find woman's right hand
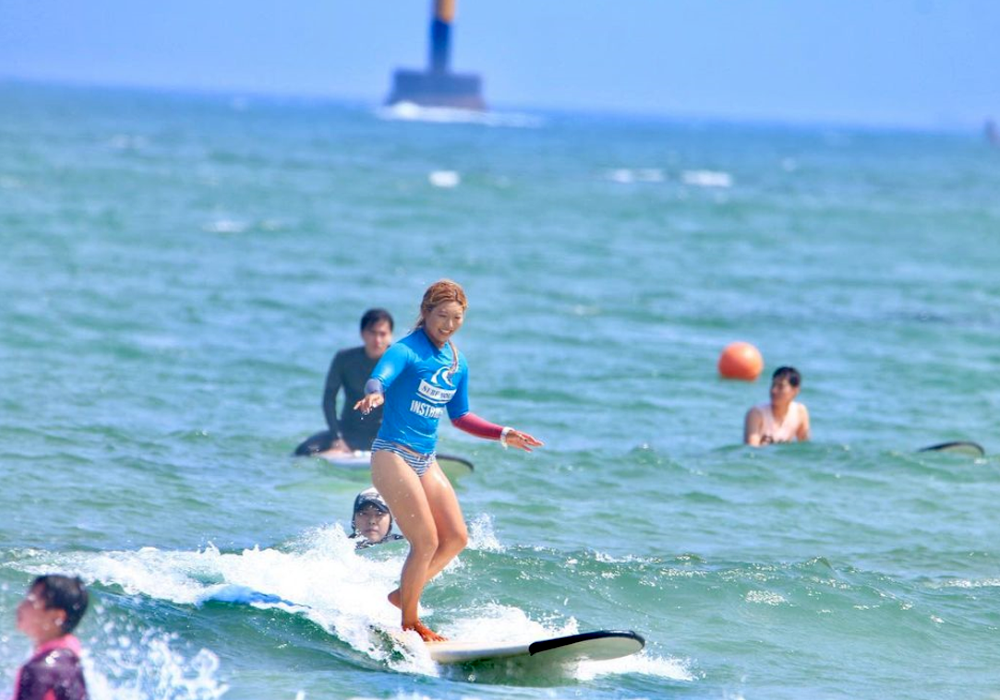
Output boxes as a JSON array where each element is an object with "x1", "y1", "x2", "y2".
[
  {"x1": 505, "y1": 428, "x2": 544, "y2": 452},
  {"x1": 353, "y1": 393, "x2": 384, "y2": 416}
]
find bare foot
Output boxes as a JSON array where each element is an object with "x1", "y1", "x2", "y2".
[
  {"x1": 404, "y1": 619, "x2": 447, "y2": 642},
  {"x1": 387, "y1": 589, "x2": 401, "y2": 609}
]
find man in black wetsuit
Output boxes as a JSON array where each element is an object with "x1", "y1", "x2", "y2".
[{"x1": 296, "y1": 309, "x2": 394, "y2": 456}]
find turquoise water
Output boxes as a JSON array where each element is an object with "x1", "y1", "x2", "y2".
[{"x1": 2, "y1": 80, "x2": 999, "y2": 699}]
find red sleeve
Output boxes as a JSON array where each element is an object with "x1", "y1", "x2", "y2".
[{"x1": 451, "y1": 412, "x2": 504, "y2": 440}]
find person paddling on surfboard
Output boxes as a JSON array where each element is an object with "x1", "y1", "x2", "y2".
[
  {"x1": 349, "y1": 487, "x2": 404, "y2": 549},
  {"x1": 295, "y1": 309, "x2": 394, "y2": 456},
  {"x1": 744, "y1": 366, "x2": 811, "y2": 446},
  {"x1": 354, "y1": 279, "x2": 543, "y2": 642}
]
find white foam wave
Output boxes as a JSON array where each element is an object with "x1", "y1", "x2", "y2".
[
  {"x1": 681, "y1": 170, "x2": 733, "y2": 188},
  {"x1": 11, "y1": 524, "x2": 664, "y2": 681},
  {"x1": 745, "y1": 590, "x2": 786, "y2": 605},
  {"x1": 376, "y1": 102, "x2": 543, "y2": 128},
  {"x1": 11, "y1": 523, "x2": 516, "y2": 676},
  {"x1": 84, "y1": 629, "x2": 229, "y2": 700},
  {"x1": 428, "y1": 170, "x2": 460, "y2": 188},
  {"x1": 440, "y1": 602, "x2": 575, "y2": 644},
  {"x1": 606, "y1": 168, "x2": 664, "y2": 184},
  {"x1": 576, "y1": 650, "x2": 694, "y2": 682},
  {"x1": 12, "y1": 527, "x2": 421, "y2": 671},
  {"x1": 940, "y1": 578, "x2": 1000, "y2": 589},
  {"x1": 202, "y1": 219, "x2": 248, "y2": 234},
  {"x1": 466, "y1": 513, "x2": 503, "y2": 553}
]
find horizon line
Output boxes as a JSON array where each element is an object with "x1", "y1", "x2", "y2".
[{"x1": 1, "y1": 74, "x2": 988, "y2": 137}]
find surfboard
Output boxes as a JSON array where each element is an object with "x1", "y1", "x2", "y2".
[
  {"x1": 425, "y1": 630, "x2": 645, "y2": 665},
  {"x1": 295, "y1": 432, "x2": 474, "y2": 479},
  {"x1": 322, "y1": 450, "x2": 474, "y2": 480},
  {"x1": 918, "y1": 441, "x2": 986, "y2": 457}
]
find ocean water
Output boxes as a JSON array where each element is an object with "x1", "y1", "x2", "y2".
[{"x1": 1, "y1": 80, "x2": 999, "y2": 700}]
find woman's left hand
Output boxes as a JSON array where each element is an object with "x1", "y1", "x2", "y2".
[
  {"x1": 353, "y1": 392, "x2": 384, "y2": 416},
  {"x1": 506, "y1": 429, "x2": 544, "y2": 452}
]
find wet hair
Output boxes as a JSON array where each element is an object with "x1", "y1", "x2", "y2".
[
  {"x1": 31, "y1": 575, "x2": 89, "y2": 633},
  {"x1": 360, "y1": 308, "x2": 394, "y2": 333},
  {"x1": 414, "y1": 279, "x2": 467, "y2": 378},
  {"x1": 772, "y1": 366, "x2": 802, "y2": 388}
]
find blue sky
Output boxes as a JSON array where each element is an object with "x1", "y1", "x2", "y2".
[{"x1": 1, "y1": 0, "x2": 998, "y2": 128}]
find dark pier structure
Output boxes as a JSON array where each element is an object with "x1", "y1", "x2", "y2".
[{"x1": 386, "y1": 0, "x2": 485, "y2": 110}]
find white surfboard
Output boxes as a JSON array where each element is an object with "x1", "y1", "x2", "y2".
[
  {"x1": 323, "y1": 450, "x2": 475, "y2": 480},
  {"x1": 425, "y1": 630, "x2": 644, "y2": 665}
]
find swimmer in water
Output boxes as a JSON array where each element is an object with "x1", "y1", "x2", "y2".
[
  {"x1": 744, "y1": 366, "x2": 811, "y2": 446},
  {"x1": 349, "y1": 487, "x2": 404, "y2": 549}
]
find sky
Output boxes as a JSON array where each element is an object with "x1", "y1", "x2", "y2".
[{"x1": 1, "y1": 0, "x2": 998, "y2": 128}]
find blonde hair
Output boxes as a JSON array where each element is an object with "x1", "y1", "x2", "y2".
[{"x1": 415, "y1": 279, "x2": 467, "y2": 378}]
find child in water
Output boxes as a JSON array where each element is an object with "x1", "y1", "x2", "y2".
[{"x1": 13, "y1": 574, "x2": 89, "y2": 700}]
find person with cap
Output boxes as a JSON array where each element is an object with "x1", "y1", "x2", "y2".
[{"x1": 350, "y1": 487, "x2": 404, "y2": 549}]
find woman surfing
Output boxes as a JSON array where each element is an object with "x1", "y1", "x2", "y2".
[{"x1": 354, "y1": 279, "x2": 542, "y2": 641}]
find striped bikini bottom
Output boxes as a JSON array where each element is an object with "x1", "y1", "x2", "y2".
[{"x1": 371, "y1": 438, "x2": 436, "y2": 477}]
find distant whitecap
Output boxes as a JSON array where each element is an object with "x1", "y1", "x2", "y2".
[
  {"x1": 681, "y1": 170, "x2": 733, "y2": 188},
  {"x1": 608, "y1": 169, "x2": 634, "y2": 184},
  {"x1": 203, "y1": 219, "x2": 248, "y2": 234},
  {"x1": 376, "y1": 102, "x2": 543, "y2": 128},
  {"x1": 429, "y1": 170, "x2": 460, "y2": 188},
  {"x1": 607, "y1": 168, "x2": 664, "y2": 184}
]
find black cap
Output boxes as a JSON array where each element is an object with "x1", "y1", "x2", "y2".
[{"x1": 353, "y1": 487, "x2": 390, "y2": 516}]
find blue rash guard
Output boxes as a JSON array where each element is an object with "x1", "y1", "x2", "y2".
[{"x1": 369, "y1": 328, "x2": 469, "y2": 455}]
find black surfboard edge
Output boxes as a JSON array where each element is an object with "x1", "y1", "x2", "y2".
[
  {"x1": 918, "y1": 441, "x2": 986, "y2": 457},
  {"x1": 528, "y1": 630, "x2": 645, "y2": 656}
]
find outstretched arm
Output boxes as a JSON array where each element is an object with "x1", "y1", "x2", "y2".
[
  {"x1": 354, "y1": 378, "x2": 385, "y2": 415},
  {"x1": 445, "y1": 369, "x2": 542, "y2": 451},
  {"x1": 353, "y1": 344, "x2": 410, "y2": 415},
  {"x1": 451, "y1": 413, "x2": 543, "y2": 452}
]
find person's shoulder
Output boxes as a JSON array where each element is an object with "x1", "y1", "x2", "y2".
[
  {"x1": 21, "y1": 645, "x2": 83, "y2": 681},
  {"x1": 335, "y1": 345, "x2": 366, "y2": 360},
  {"x1": 394, "y1": 331, "x2": 425, "y2": 353}
]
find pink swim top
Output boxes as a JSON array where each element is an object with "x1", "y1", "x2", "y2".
[
  {"x1": 754, "y1": 401, "x2": 805, "y2": 443},
  {"x1": 13, "y1": 635, "x2": 87, "y2": 700}
]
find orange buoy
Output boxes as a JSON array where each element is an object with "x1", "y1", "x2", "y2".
[{"x1": 718, "y1": 342, "x2": 764, "y2": 381}]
